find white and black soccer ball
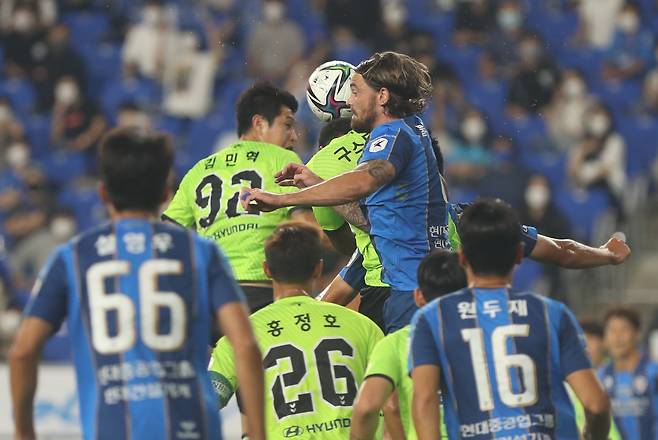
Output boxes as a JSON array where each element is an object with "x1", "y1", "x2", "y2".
[{"x1": 306, "y1": 60, "x2": 355, "y2": 122}]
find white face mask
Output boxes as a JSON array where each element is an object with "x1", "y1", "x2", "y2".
[
  {"x1": 142, "y1": 7, "x2": 162, "y2": 26},
  {"x1": 525, "y1": 185, "x2": 549, "y2": 210},
  {"x1": 563, "y1": 78, "x2": 585, "y2": 98},
  {"x1": 0, "y1": 106, "x2": 11, "y2": 123},
  {"x1": 618, "y1": 13, "x2": 639, "y2": 34},
  {"x1": 263, "y1": 2, "x2": 284, "y2": 22},
  {"x1": 55, "y1": 81, "x2": 79, "y2": 105},
  {"x1": 497, "y1": 9, "x2": 521, "y2": 31},
  {"x1": 13, "y1": 11, "x2": 35, "y2": 32},
  {"x1": 6, "y1": 143, "x2": 29, "y2": 169},
  {"x1": 462, "y1": 117, "x2": 486, "y2": 143},
  {"x1": 588, "y1": 113, "x2": 610, "y2": 137},
  {"x1": 50, "y1": 217, "x2": 76, "y2": 241},
  {"x1": 383, "y1": 5, "x2": 407, "y2": 28}
]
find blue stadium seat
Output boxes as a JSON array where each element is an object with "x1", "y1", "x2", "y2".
[
  {"x1": 100, "y1": 77, "x2": 161, "y2": 123},
  {"x1": 526, "y1": 8, "x2": 578, "y2": 55},
  {"x1": 436, "y1": 43, "x2": 483, "y2": 86},
  {"x1": 407, "y1": 4, "x2": 454, "y2": 43},
  {"x1": 185, "y1": 113, "x2": 232, "y2": 157},
  {"x1": 57, "y1": 183, "x2": 107, "y2": 231},
  {"x1": 554, "y1": 186, "x2": 612, "y2": 242},
  {"x1": 590, "y1": 80, "x2": 642, "y2": 120},
  {"x1": 464, "y1": 79, "x2": 508, "y2": 126},
  {"x1": 556, "y1": 48, "x2": 606, "y2": 83},
  {"x1": 62, "y1": 12, "x2": 110, "y2": 51},
  {"x1": 512, "y1": 259, "x2": 543, "y2": 292},
  {"x1": 42, "y1": 151, "x2": 88, "y2": 186},
  {"x1": 24, "y1": 114, "x2": 52, "y2": 159},
  {"x1": 616, "y1": 115, "x2": 658, "y2": 177},
  {"x1": 80, "y1": 43, "x2": 122, "y2": 96},
  {"x1": 520, "y1": 150, "x2": 568, "y2": 189},
  {"x1": 0, "y1": 78, "x2": 36, "y2": 116}
]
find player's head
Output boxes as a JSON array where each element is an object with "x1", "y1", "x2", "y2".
[
  {"x1": 264, "y1": 222, "x2": 324, "y2": 289},
  {"x1": 349, "y1": 51, "x2": 432, "y2": 132},
  {"x1": 580, "y1": 318, "x2": 606, "y2": 367},
  {"x1": 414, "y1": 250, "x2": 467, "y2": 307},
  {"x1": 99, "y1": 127, "x2": 173, "y2": 215},
  {"x1": 604, "y1": 306, "x2": 641, "y2": 361},
  {"x1": 236, "y1": 82, "x2": 299, "y2": 149},
  {"x1": 317, "y1": 117, "x2": 352, "y2": 150},
  {"x1": 457, "y1": 199, "x2": 523, "y2": 279}
]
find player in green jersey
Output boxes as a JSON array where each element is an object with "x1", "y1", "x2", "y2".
[
  {"x1": 209, "y1": 222, "x2": 384, "y2": 439},
  {"x1": 350, "y1": 250, "x2": 467, "y2": 440},
  {"x1": 162, "y1": 83, "x2": 312, "y2": 312}
]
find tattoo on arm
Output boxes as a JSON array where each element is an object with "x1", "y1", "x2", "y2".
[
  {"x1": 357, "y1": 159, "x2": 396, "y2": 187},
  {"x1": 334, "y1": 201, "x2": 370, "y2": 232}
]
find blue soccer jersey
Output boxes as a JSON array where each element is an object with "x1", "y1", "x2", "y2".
[
  {"x1": 359, "y1": 115, "x2": 448, "y2": 292},
  {"x1": 599, "y1": 354, "x2": 658, "y2": 439},
  {"x1": 409, "y1": 288, "x2": 591, "y2": 439},
  {"x1": 24, "y1": 219, "x2": 245, "y2": 440}
]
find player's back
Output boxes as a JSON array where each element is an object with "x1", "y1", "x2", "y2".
[
  {"x1": 164, "y1": 141, "x2": 301, "y2": 281},
  {"x1": 414, "y1": 287, "x2": 590, "y2": 439},
  {"x1": 57, "y1": 219, "x2": 226, "y2": 439},
  {"x1": 210, "y1": 295, "x2": 383, "y2": 439},
  {"x1": 599, "y1": 354, "x2": 658, "y2": 439},
  {"x1": 359, "y1": 115, "x2": 448, "y2": 291}
]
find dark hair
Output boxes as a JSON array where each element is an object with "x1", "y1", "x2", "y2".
[
  {"x1": 604, "y1": 306, "x2": 641, "y2": 331},
  {"x1": 579, "y1": 319, "x2": 604, "y2": 338},
  {"x1": 99, "y1": 127, "x2": 173, "y2": 212},
  {"x1": 318, "y1": 117, "x2": 353, "y2": 149},
  {"x1": 236, "y1": 82, "x2": 298, "y2": 137},
  {"x1": 458, "y1": 199, "x2": 522, "y2": 276},
  {"x1": 355, "y1": 51, "x2": 432, "y2": 118},
  {"x1": 265, "y1": 222, "x2": 322, "y2": 283},
  {"x1": 417, "y1": 250, "x2": 467, "y2": 302}
]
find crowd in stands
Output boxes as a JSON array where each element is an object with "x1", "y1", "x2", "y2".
[{"x1": 0, "y1": 0, "x2": 657, "y2": 356}]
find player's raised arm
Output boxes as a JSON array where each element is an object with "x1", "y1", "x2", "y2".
[{"x1": 530, "y1": 233, "x2": 630, "y2": 268}]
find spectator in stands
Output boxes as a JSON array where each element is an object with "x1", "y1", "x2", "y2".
[
  {"x1": 507, "y1": 32, "x2": 560, "y2": 116},
  {"x1": 488, "y1": 0, "x2": 525, "y2": 78},
  {"x1": 1, "y1": 4, "x2": 46, "y2": 76},
  {"x1": 0, "y1": 234, "x2": 18, "y2": 359},
  {"x1": 578, "y1": 0, "x2": 624, "y2": 49},
  {"x1": 521, "y1": 174, "x2": 572, "y2": 296},
  {"x1": 445, "y1": 108, "x2": 493, "y2": 185},
  {"x1": 453, "y1": 0, "x2": 495, "y2": 46},
  {"x1": 0, "y1": 0, "x2": 56, "y2": 32},
  {"x1": 323, "y1": 0, "x2": 381, "y2": 43},
  {"x1": 32, "y1": 23, "x2": 86, "y2": 112},
  {"x1": 116, "y1": 102, "x2": 151, "y2": 129},
  {"x1": 568, "y1": 103, "x2": 626, "y2": 218},
  {"x1": 50, "y1": 75, "x2": 106, "y2": 154},
  {"x1": 0, "y1": 98, "x2": 25, "y2": 160},
  {"x1": 246, "y1": 0, "x2": 304, "y2": 82},
  {"x1": 122, "y1": 0, "x2": 170, "y2": 80},
  {"x1": 375, "y1": 0, "x2": 409, "y2": 53},
  {"x1": 545, "y1": 69, "x2": 595, "y2": 151},
  {"x1": 478, "y1": 136, "x2": 530, "y2": 209},
  {"x1": 635, "y1": 68, "x2": 658, "y2": 118},
  {"x1": 601, "y1": 3, "x2": 654, "y2": 83},
  {"x1": 580, "y1": 319, "x2": 607, "y2": 368}
]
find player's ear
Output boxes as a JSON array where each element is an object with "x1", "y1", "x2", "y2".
[
  {"x1": 378, "y1": 87, "x2": 390, "y2": 108},
  {"x1": 252, "y1": 114, "x2": 266, "y2": 135},
  {"x1": 98, "y1": 182, "x2": 110, "y2": 204},
  {"x1": 458, "y1": 248, "x2": 468, "y2": 269},
  {"x1": 414, "y1": 288, "x2": 426, "y2": 307},
  {"x1": 263, "y1": 261, "x2": 273, "y2": 279}
]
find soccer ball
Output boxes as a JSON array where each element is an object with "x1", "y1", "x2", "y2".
[{"x1": 306, "y1": 60, "x2": 355, "y2": 122}]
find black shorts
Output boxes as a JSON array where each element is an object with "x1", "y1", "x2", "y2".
[
  {"x1": 358, "y1": 286, "x2": 391, "y2": 332},
  {"x1": 240, "y1": 285, "x2": 274, "y2": 313}
]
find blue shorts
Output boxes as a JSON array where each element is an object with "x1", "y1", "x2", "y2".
[{"x1": 383, "y1": 290, "x2": 418, "y2": 333}]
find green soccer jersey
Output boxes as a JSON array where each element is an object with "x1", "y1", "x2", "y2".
[
  {"x1": 365, "y1": 326, "x2": 448, "y2": 440},
  {"x1": 163, "y1": 141, "x2": 302, "y2": 281},
  {"x1": 305, "y1": 131, "x2": 387, "y2": 288},
  {"x1": 209, "y1": 295, "x2": 384, "y2": 439}
]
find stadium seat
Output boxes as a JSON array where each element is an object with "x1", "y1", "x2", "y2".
[
  {"x1": 436, "y1": 43, "x2": 483, "y2": 86},
  {"x1": 512, "y1": 259, "x2": 543, "y2": 292},
  {"x1": 42, "y1": 151, "x2": 88, "y2": 186},
  {"x1": 554, "y1": 186, "x2": 613, "y2": 242},
  {"x1": 57, "y1": 183, "x2": 106, "y2": 231},
  {"x1": 616, "y1": 115, "x2": 658, "y2": 178},
  {"x1": 185, "y1": 113, "x2": 232, "y2": 157},
  {"x1": 100, "y1": 77, "x2": 161, "y2": 123},
  {"x1": 61, "y1": 12, "x2": 110, "y2": 51},
  {"x1": 464, "y1": 79, "x2": 508, "y2": 126},
  {"x1": 24, "y1": 114, "x2": 53, "y2": 160},
  {"x1": 79, "y1": 43, "x2": 122, "y2": 96},
  {"x1": 0, "y1": 77, "x2": 36, "y2": 116}
]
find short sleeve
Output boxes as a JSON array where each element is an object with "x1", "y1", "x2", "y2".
[
  {"x1": 23, "y1": 247, "x2": 69, "y2": 331},
  {"x1": 312, "y1": 207, "x2": 346, "y2": 231},
  {"x1": 208, "y1": 336, "x2": 238, "y2": 408},
  {"x1": 521, "y1": 225, "x2": 538, "y2": 257},
  {"x1": 360, "y1": 127, "x2": 412, "y2": 175},
  {"x1": 163, "y1": 169, "x2": 196, "y2": 228},
  {"x1": 365, "y1": 333, "x2": 401, "y2": 387},
  {"x1": 558, "y1": 304, "x2": 592, "y2": 377},
  {"x1": 206, "y1": 242, "x2": 246, "y2": 311},
  {"x1": 409, "y1": 311, "x2": 441, "y2": 370},
  {"x1": 338, "y1": 249, "x2": 367, "y2": 291}
]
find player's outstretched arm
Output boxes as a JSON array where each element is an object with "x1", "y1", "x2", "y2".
[
  {"x1": 9, "y1": 317, "x2": 53, "y2": 440},
  {"x1": 530, "y1": 234, "x2": 630, "y2": 268},
  {"x1": 566, "y1": 369, "x2": 611, "y2": 440},
  {"x1": 241, "y1": 159, "x2": 396, "y2": 212},
  {"x1": 350, "y1": 377, "x2": 394, "y2": 440},
  {"x1": 217, "y1": 302, "x2": 265, "y2": 440},
  {"x1": 382, "y1": 392, "x2": 406, "y2": 440},
  {"x1": 319, "y1": 274, "x2": 359, "y2": 305},
  {"x1": 411, "y1": 365, "x2": 441, "y2": 440}
]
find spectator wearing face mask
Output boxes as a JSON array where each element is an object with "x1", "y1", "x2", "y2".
[
  {"x1": 602, "y1": 3, "x2": 654, "y2": 83},
  {"x1": 568, "y1": 104, "x2": 626, "y2": 218},
  {"x1": 634, "y1": 68, "x2": 658, "y2": 117},
  {"x1": 246, "y1": 0, "x2": 304, "y2": 81},
  {"x1": 0, "y1": 98, "x2": 25, "y2": 161},
  {"x1": 453, "y1": 0, "x2": 496, "y2": 46},
  {"x1": 576, "y1": 0, "x2": 623, "y2": 49},
  {"x1": 122, "y1": 0, "x2": 171, "y2": 80},
  {"x1": 50, "y1": 75, "x2": 106, "y2": 155},
  {"x1": 487, "y1": 0, "x2": 526, "y2": 78},
  {"x1": 545, "y1": 69, "x2": 595, "y2": 151},
  {"x1": 445, "y1": 109, "x2": 494, "y2": 185},
  {"x1": 1, "y1": 5, "x2": 46, "y2": 76}
]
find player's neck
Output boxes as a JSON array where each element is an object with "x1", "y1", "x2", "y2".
[
  {"x1": 272, "y1": 281, "x2": 313, "y2": 301},
  {"x1": 111, "y1": 209, "x2": 158, "y2": 221},
  {"x1": 240, "y1": 133, "x2": 271, "y2": 145},
  {"x1": 373, "y1": 113, "x2": 399, "y2": 128},
  {"x1": 614, "y1": 349, "x2": 642, "y2": 372},
  {"x1": 468, "y1": 274, "x2": 513, "y2": 289}
]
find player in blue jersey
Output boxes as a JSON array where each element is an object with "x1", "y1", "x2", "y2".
[
  {"x1": 409, "y1": 199, "x2": 611, "y2": 440},
  {"x1": 243, "y1": 51, "x2": 445, "y2": 332},
  {"x1": 599, "y1": 307, "x2": 658, "y2": 439},
  {"x1": 8, "y1": 128, "x2": 265, "y2": 440}
]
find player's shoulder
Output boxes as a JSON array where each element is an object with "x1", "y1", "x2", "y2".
[
  {"x1": 369, "y1": 120, "x2": 405, "y2": 142},
  {"x1": 69, "y1": 221, "x2": 114, "y2": 252}
]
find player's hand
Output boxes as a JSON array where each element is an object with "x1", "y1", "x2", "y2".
[
  {"x1": 240, "y1": 188, "x2": 285, "y2": 212},
  {"x1": 275, "y1": 163, "x2": 323, "y2": 188},
  {"x1": 600, "y1": 233, "x2": 631, "y2": 265}
]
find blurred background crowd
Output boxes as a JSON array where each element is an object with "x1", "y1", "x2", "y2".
[{"x1": 0, "y1": 0, "x2": 657, "y2": 360}]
